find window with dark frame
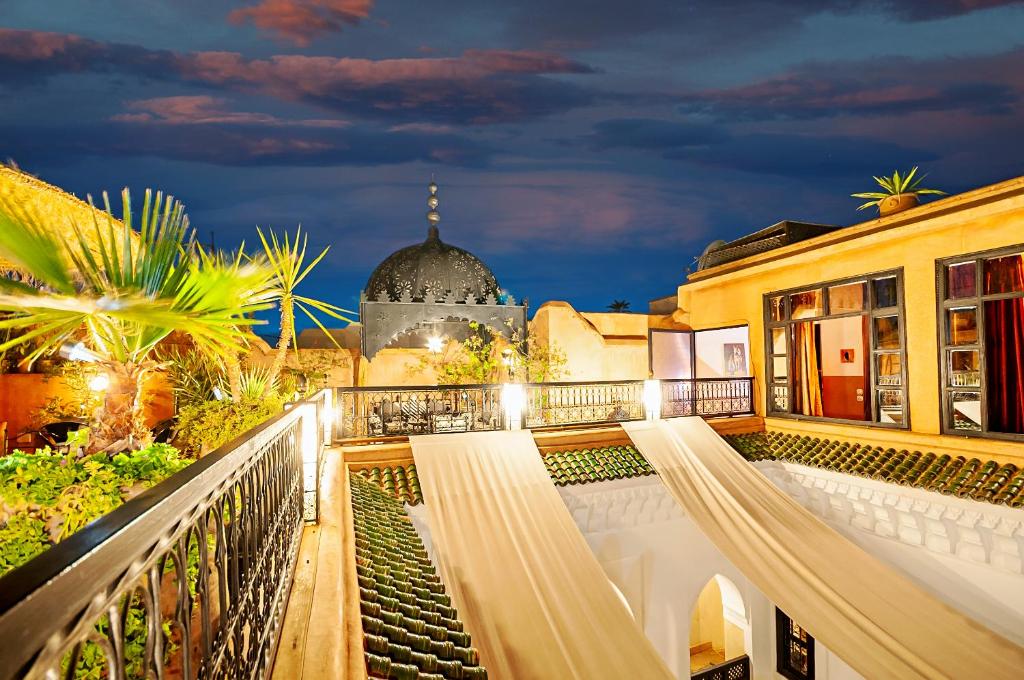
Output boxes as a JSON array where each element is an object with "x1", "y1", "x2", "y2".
[
  {"x1": 764, "y1": 269, "x2": 908, "y2": 428},
  {"x1": 938, "y1": 246, "x2": 1024, "y2": 439},
  {"x1": 776, "y1": 608, "x2": 814, "y2": 680}
]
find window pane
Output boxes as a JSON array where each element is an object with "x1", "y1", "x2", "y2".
[
  {"x1": 949, "y1": 349, "x2": 980, "y2": 387},
  {"x1": 828, "y1": 281, "x2": 865, "y2": 314},
  {"x1": 789, "y1": 641, "x2": 808, "y2": 674},
  {"x1": 772, "y1": 356, "x2": 788, "y2": 381},
  {"x1": 875, "y1": 316, "x2": 900, "y2": 349},
  {"x1": 950, "y1": 391, "x2": 982, "y2": 431},
  {"x1": 983, "y1": 253, "x2": 1024, "y2": 295},
  {"x1": 878, "y1": 389, "x2": 904, "y2": 424},
  {"x1": 769, "y1": 296, "x2": 785, "y2": 322},
  {"x1": 947, "y1": 307, "x2": 978, "y2": 345},
  {"x1": 790, "y1": 290, "x2": 822, "y2": 319},
  {"x1": 984, "y1": 298, "x2": 1024, "y2": 434},
  {"x1": 818, "y1": 316, "x2": 870, "y2": 421},
  {"x1": 877, "y1": 353, "x2": 901, "y2": 386},
  {"x1": 873, "y1": 276, "x2": 898, "y2": 308},
  {"x1": 946, "y1": 261, "x2": 976, "y2": 299},
  {"x1": 772, "y1": 327, "x2": 786, "y2": 354},
  {"x1": 772, "y1": 385, "x2": 788, "y2": 411}
]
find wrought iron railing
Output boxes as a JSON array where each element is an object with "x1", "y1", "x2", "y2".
[
  {"x1": 0, "y1": 391, "x2": 329, "y2": 680},
  {"x1": 335, "y1": 378, "x2": 754, "y2": 439},
  {"x1": 524, "y1": 380, "x2": 646, "y2": 428},
  {"x1": 661, "y1": 378, "x2": 754, "y2": 418},
  {"x1": 334, "y1": 384, "x2": 506, "y2": 439},
  {"x1": 692, "y1": 654, "x2": 751, "y2": 680}
]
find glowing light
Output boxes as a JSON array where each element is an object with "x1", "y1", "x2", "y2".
[
  {"x1": 426, "y1": 336, "x2": 444, "y2": 354},
  {"x1": 502, "y1": 383, "x2": 525, "y2": 430},
  {"x1": 89, "y1": 373, "x2": 110, "y2": 392},
  {"x1": 643, "y1": 379, "x2": 662, "y2": 420}
]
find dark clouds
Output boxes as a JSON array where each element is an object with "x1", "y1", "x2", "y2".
[
  {"x1": 678, "y1": 49, "x2": 1024, "y2": 121},
  {"x1": 0, "y1": 29, "x2": 598, "y2": 124},
  {"x1": 1, "y1": 1, "x2": 1023, "y2": 317}
]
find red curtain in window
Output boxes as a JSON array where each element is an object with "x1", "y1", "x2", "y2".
[
  {"x1": 792, "y1": 322, "x2": 824, "y2": 417},
  {"x1": 984, "y1": 257, "x2": 1024, "y2": 434}
]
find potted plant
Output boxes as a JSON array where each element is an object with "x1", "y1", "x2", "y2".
[{"x1": 852, "y1": 167, "x2": 946, "y2": 217}]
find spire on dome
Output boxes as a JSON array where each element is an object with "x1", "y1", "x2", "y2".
[{"x1": 426, "y1": 178, "x2": 440, "y2": 240}]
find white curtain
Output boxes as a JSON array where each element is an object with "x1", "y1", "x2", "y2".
[
  {"x1": 622, "y1": 417, "x2": 1024, "y2": 680},
  {"x1": 410, "y1": 430, "x2": 673, "y2": 680}
]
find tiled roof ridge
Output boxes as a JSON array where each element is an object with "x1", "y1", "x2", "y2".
[
  {"x1": 724, "y1": 431, "x2": 1024, "y2": 507},
  {"x1": 350, "y1": 474, "x2": 487, "y2": 680},
  {"x1": 354, "y1": 445, "x2": 657, "y2": 505}
]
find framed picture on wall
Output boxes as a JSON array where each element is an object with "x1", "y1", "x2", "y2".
[{"x1": 724, "y1": 343, "x2": 747, "y2": 377}]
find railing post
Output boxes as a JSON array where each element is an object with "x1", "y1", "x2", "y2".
[{"x1": 502, "y1": 383, "x2": 524, "y2": 430}]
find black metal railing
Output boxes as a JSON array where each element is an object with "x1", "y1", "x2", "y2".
[
  {"x1": 524, "y1": 380, "x2": 646, "y2": 428},
  {"x1": 661, "y1": 377, "x2": 754, "y2": 418},
  {"x1": 334, "y1": 384, "x2": 506, "y2": 439},
  {"x1": 0, "y1": 391, "x2": 328, "y2": 680},
  {"x1": 335, "y1": 378, "x2": 754, "y2": 439},
  {"x1": 692, "y1": 654, "x2": 751, "y2": 680}
]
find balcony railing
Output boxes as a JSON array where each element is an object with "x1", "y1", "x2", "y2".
[
  {"x1": 661, "y1": 377, "x2": 754, "y2": 418},
  {"x1": 335, "y1": 378, "x2": 754, "y2": 439},
  {"x1": 692, "y1": 654, "x2": 751, "y2": 680},
  {"x1": 334, "y1": 384, "x2": 506, "y2": 439},
  {"x1": 0, "y1": 391, "x2": 330, "y2": 680}
]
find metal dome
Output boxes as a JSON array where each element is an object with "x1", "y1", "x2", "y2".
[{"x1": 364, "y1": 183, "x2": 501, "y2": 303}]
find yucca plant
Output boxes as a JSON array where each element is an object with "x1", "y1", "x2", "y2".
[
  {"x1": 220, "y1": 364, "x2": 278, "y2": 402},
  {"x1": 256, "y1": 226, "x2": 354, "y2": 398},
  {"x1": 0, "y1": 188, "x2": 273, "y2": 452},
  {"x1": 852, "y1": 167, "x2": 946, "y2": 211}
]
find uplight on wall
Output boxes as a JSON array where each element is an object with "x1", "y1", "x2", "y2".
[
  {"x1": 89, "y1": 372, "x2": 110, "y2": 392},
  {"x1": 502, "y1": 383, "x2": 525, "y2": 430},
  {"x1": 643, "y1": 379, "x2": 662, "y2": 420},
  {"x1": 426, "y1": 336, "x2": 444, "y2": 354}
]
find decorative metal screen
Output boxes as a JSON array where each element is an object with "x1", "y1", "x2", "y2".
[
  {"x1": 0, "y1": 397, "x2": 324, "y2": 680},
  {"x1": 661, "y1": 378, "x2": 754, "y2": 418},
  {"x1": 523, "y1": 381, "x2": 645, "y2": 428},
  {"x1": 336, "y1": 385, "x2": 506, "y2": 439}
]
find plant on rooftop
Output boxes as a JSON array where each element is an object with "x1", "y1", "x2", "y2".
[
  {"x1": 255, "y1": 226, "x2": 354, "y2": 399},
  {"x1": 0, "y1": 188, "x2": 273, "y2": 453},
  {"x1": 851, "y1": 167, "x2": 946, "y2": 216},
  {"x1": 607, "y1": 299, "x2": 631, "y2": 312}
]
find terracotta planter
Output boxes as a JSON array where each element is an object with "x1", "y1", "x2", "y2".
[{"x1": 878, "y1": 193, "x2": 918, "y2": 216}]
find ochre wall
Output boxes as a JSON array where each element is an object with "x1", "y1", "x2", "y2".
[
  {"x1": 675, "y1": 177, "x2": 1024, "y2": 463},
  {"x1": 532, "y1": 302, "x2": 649, "y2": 381},
  {"x1": 0, "y1": 372, "x2": 174, "y2": 450}
]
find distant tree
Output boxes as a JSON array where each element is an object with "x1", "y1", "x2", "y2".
[{"x1": 607, "y1": 299, "x2": 631, "y2": 312}]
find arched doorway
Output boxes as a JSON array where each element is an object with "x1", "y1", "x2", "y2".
[{"x1": 689, "y1": 575, "x2": 749, "y2": 673}]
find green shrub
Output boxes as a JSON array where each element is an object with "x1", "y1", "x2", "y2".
[
  {"x1": 173, "y1": 396, "x2": 285, "y2": 457},
  {"x1": 0, "y1": 444, "x2": 189, "y2": 576}
]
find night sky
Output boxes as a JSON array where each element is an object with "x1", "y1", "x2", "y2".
[{"x1": 2, "y1": 1, "x2": 1023, "y2": 330}]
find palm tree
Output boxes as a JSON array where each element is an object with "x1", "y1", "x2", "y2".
[
  {"x1": 256, "y1": 226, "x2": 354, "y2": 398},
  {"x1": 608, "y1": 299, "x2": 631, "y2": 312},
  {"x1": 0, "y1": 188, "x2": 273, "y2": 453}
]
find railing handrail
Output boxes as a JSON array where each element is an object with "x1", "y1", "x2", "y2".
[
  {"x1": 0, "y1": 390, "x2": 327, "y2": 679},
  {"x1": 338, "y1": 377, "x2": 754, "y2": 392},
  {"x1": 661, "y1": 376, "x2": 754, "y2": 383},
  {"x1": 336, "y1": 382, "x2": 504, "y2": 393}
]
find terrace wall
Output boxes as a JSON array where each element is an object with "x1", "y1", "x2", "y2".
[{"x1": 531, "y1": 301, "x2": 649, "y2": 381}]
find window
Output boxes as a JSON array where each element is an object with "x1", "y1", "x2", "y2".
[
  {"x1": 776, "y1": 608, "x2": 814, "y2": 680},
  {"x1": 938, "y1": 247, "x2": 1024, "y2": 438},
  {"x1": 764, "y1": 270, "x2": 907, "y2": 427}
]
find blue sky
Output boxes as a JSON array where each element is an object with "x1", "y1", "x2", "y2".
[{"x1": 1, "y1": 0, "x2": 1022, "y2": 328}]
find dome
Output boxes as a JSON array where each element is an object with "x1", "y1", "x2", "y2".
[{"x1": 364, "y1": 183, "x2": 501, "y2": 303}]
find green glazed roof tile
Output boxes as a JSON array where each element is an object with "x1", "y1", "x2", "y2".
[
  {"x1": 350, "y1": 474, "x2": 487, "y2": 680},
  {"x1": 723, "y1": 431, "x2": 1024, "y2": 507}
]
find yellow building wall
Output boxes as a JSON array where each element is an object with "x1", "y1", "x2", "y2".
[
  {"x1": 676, "y1": 177, "x2": 1024, "y2": 464},
  {"x1": 531, "y1": 302, "x2": 649, "y2": 381}
]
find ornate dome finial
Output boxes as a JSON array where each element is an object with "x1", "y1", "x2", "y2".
[{"x1": 426, "y1": 178, "x2": 440, "y2": 240}]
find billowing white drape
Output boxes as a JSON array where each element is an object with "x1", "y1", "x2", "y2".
[
  {"x1": 623, "y1": 417, "x2": 1024, "y2": 680},
  {"x1": 410, "y1": 430, "x2": 673, "y2": 680}
]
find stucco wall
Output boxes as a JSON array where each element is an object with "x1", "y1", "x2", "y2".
[
  {"x1": 676, "y1": 178, "x2": 1024, "y2": 463},
  {"x1": 532, "y1": 301, "x2": 649, "y2": 381}
]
